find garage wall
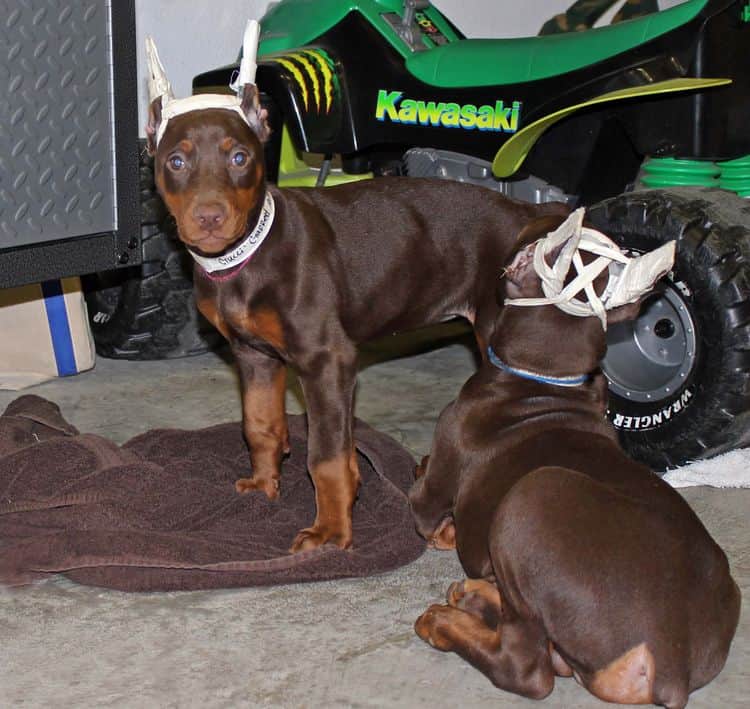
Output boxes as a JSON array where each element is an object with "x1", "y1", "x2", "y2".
[
  {"x1": 134, "y1": 0, "x2": 685, "y2": 134},
  {"x1": 135, "y1": 0, "x2": 266, "y2": 133}
]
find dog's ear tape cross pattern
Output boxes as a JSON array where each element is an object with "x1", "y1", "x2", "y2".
[
  {"x1": 145, "y1": 19, "x2": 270, "y2": 153},
  {"x1": 504, "y1": 208, "x2": 676, "y2": 330}
]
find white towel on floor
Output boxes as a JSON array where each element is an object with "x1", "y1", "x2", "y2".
[{"x1": 664, "y1": 448, "x2": 750, "y2": 488}]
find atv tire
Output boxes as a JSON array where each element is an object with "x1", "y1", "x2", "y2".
[
  {"x1": 84, "y1": 143, "x2": 223, "y2": 360},
  {"x1": 587, "y1": 188, "x2": 750, "y2": 470}
]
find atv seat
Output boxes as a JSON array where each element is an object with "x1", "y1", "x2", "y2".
[{"x1": 405, "y1": 0, "x2": 707, "y2": 88}]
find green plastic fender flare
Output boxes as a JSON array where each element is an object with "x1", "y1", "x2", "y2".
[{"x1": 491, "y1": 77, "x2": 732, "y2": 179}]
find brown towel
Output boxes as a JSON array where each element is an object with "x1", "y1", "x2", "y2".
[{"x1": 0, "y1": 395, "x2": 425, "y2": 591}]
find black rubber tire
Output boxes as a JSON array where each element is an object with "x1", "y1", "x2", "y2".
[
  {"x1": 83, "y1": 142, "x2": 223, "y2": 360},
  {"x1": 587, "y1": 188, "x2": 750, "y2": 470}
]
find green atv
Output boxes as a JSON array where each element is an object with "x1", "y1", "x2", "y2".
[{"x1": 89, "y1": 0, "x2": 750, "y2": 470}]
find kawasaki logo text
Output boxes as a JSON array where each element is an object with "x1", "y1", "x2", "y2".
[{"x1": 375, "y1": 90, "x2": 521, "y2": 132}]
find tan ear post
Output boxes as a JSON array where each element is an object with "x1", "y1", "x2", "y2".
[{"x1": 145, "y1": 35, "x2": 174, "y2": 107}]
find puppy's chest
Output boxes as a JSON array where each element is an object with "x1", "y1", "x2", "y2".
[{"x1": 197, "y1": 296, "x2": 286, "y2": 352}]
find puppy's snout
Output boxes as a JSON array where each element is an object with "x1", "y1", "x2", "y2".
[{"x1": 193, "y1": 202, "x2": 227, "y2": 232}]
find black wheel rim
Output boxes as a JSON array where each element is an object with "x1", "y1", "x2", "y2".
[{"x1": 603, "y1": 283, "x2": 697, "y2": 403}]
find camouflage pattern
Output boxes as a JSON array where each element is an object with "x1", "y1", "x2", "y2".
[{"x1": 539, "y1": 0, "x2": 659, "y2": 35}]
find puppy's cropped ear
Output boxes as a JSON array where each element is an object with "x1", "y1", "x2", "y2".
[
  {"x1": 503, "y1": 242, "x2": 538, "y2": 299},
  {"x1": 145, "y1": 98, "x2": 163, "y2": 156},
  {"x1": 240, "y1": 84, "x2": 271, "y2": 143}
]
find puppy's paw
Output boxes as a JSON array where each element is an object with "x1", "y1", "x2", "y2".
[
  {"x1": 235, "y1": 475, "x2": 279, "y2": 500},
  {"x1": 428, "y1": 517, "x2": 456, "y2": 550},
  {"x1": 414, "y1": 455, "x2": 430, "y2": 479},
  {"x1": 446, "y1": 578, "x2": 503, "y2": 625},
  {"x1": 289, "y1": 524, "x2": 352, "y2": 553},
  {"x1": 414, "y1": 605, "x2": 454, "y2": 651},
  {"x1": 446, "y1": 580, "x2": 467, "y2": 607}
]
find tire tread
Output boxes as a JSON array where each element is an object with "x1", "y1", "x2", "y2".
[
  {"x1": 84, "y1": 141, "x2": 222, "y2": 360},
  {"x1": 588, "y1": 187, "x2": 750, "y2": 469}
]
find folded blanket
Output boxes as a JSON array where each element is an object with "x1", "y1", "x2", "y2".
[{"x1": 0, "y1": 395, "x2": 425, "y2": 591}]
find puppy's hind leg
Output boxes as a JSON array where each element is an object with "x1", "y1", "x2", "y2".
[
  {"x1": 415, "y1": 605, "x2": 555, "y2": 700},
  {"x1": 447, "y1": 578, "x2": 503, "y2": 627}
]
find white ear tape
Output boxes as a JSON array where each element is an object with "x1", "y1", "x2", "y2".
[
  {"x1": 237, "y1": 20, "x2": 260, "y2": 88},
  {"x1": 146, "y1": 20, "x2": 263, "y2": 147},
  {"x1": 505, "y1": 208, "x2": 676, "y2": 330}
]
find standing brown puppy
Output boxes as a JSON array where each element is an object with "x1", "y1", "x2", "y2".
[
  {"x1": 409, "y1": 212, "x2": 740, "y2": 707},
  {"x1": 144, "y1": 31, "x2": 569, "y2": 552}
]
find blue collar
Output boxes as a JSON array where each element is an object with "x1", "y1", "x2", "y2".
[{"x1": 487, "y1": 347, "x2": 589, "y2": 388}]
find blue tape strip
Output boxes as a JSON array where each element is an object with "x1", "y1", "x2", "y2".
[{"x1": 41, "y1": 280, "x2": 77, "y2": 377}]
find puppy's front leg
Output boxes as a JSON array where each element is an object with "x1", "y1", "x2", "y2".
[
  {"x1": 291, "y1": 343, "x2": 360, "y2": 552},
  {"x1": 233, "y1": 343, "x2": 290, "y2": 500},
  {"x1": 408, "y1": 405, "x2": 460, "y2": 546}
]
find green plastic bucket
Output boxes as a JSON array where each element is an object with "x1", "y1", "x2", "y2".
[
  {"x1": 641, "y1": 157, "x2": 720, "y2": 187},
  {"x1": 718, "y1": 156, "x2": 750, "y2": 197}
]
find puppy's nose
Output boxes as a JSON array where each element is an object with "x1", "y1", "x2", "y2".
[{"x1": 193, "y1": 203, "x2": 227, "y2": 231}]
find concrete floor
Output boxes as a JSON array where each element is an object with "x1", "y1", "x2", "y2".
[{"x1": 1, "y1": 327, "x2": 747, "y2": 708}]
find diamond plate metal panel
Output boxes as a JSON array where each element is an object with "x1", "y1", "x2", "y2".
[{"x1": 0, "y1": 0, "x2": 117, "y2": 248}]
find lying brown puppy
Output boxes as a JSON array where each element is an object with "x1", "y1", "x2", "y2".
[
  {"x1": 143, "y1": 27, "x2": 569, "y2": 552},
  {"x1": 409, "y1": 211, "x2": 740, "y2": 707}
]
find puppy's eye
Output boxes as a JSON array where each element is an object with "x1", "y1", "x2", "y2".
[
  {"x1": 231, "y1": 150, "x2": 249, "y2": 167},
  {"x1": 168, "y1": 155, "x2": 185, "y2": 170}
]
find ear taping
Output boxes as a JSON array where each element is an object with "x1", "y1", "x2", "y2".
[
  {"x1": 504, "y1": 208, "x2": 676, "y2": 330},
  {"x1": 145, "y1": 20, "x2": 263, "y2": 148}
]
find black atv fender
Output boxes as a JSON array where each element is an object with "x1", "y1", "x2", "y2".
[
  {"x1": 256, "y1": 47, "x2": 354, "y2": 156},
  {"x1": 491, "y1": 77, "x2": 731, "y2": 180}
]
